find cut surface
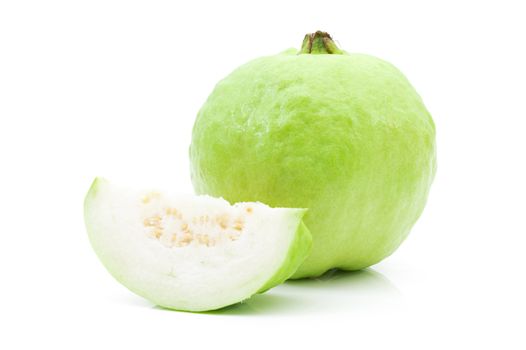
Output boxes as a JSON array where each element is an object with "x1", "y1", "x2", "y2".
[{"x1": 84, "y1": 178, "x2": 311, "y2": 312}]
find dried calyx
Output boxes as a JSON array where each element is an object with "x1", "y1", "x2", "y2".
[{"x1": 299, "y1": 31, "x2": 343, "y2": 55}]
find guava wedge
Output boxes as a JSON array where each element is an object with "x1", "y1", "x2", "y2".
[{"x1": 84, "y1": 178, "x2": 312, "y2": 312}]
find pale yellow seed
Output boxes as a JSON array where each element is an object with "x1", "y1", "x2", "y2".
[
  {"x1": 181, "y1": 223, "x2": 189, "y2": 232},
  {"x1": 180, "y1": 232, "x2": 193, "y2": 245},
  {"x1": 144, "y1": 216, "x2": 161, "y2": 227},
  {"x1": 152, "y1": 229, "x2": 163, "y2": 239},
  {"x1": 216, "y1": 215, "x2": 229, "y2": 229},
  {"x1": 142, "y1": 192, "x2": 160, "y2": 204},
  {"x1": 166, "y1": 208, "x2": 182, "y2": 220},
  {"x1": 233, "y1": 218, "x2": 244, "y2": 230},
  {"x1": 246, "y1": 207, "x2": 253, "y2": 214},
  {"x1": 228, "y1": 233, "x2": 239, "y2": 241},
  {"x1": 196, "y1": 234, "x2": 210, "y2": 246}
]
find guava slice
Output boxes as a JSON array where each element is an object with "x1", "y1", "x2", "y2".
[{"x1": 84, "y1": 178, "x2": 311, "y2": 312}]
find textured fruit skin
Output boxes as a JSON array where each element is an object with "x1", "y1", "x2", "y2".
[{"x1": 190, "y1": 49, "x2": 436, "y2": 278}]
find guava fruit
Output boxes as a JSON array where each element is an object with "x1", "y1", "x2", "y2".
[
  {"x1": 190, "y1": 31, "x2": 436, "y2": 278},
  {"x1": 84, "y1": 178, "x2": 311, "y2": 311}
]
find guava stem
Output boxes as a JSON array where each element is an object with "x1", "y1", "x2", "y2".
[{"x1": 299, "y1": 31, "x2": 343, "y2": 55}]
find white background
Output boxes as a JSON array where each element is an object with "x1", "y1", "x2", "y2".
[{"x1": 1, "y1": 0, "x2": 525, "y2": 349}]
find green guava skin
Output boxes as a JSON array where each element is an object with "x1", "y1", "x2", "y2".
[{"x1": 190, "y1": 41, "x2": 436, "y2": 279}]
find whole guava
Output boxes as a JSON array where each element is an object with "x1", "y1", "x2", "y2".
[{"x1": 190, "y1": 31, "x2": 436, "y2": 278}]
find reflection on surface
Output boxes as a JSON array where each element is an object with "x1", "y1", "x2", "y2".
[
  {"x1": 205, "y1": 292, "x2": 303, "y2": 316},
  {"x1": 287, "y1": 268, "x2": 399, "y2": 291},
  {"x1": 118, "y1": 268, "x2": 402, "y2": 315},
  {"x1": 207, "y1": 268, "x2": 402, "y2": 316}
]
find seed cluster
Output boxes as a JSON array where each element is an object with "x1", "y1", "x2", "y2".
[{"x1": 142, "y1": 204, "x2": 253, "y2": 248}]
